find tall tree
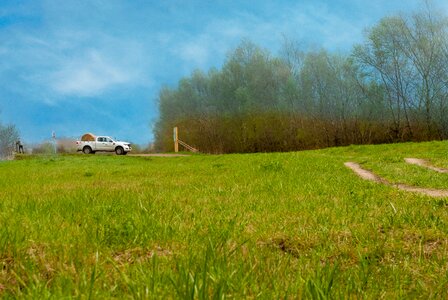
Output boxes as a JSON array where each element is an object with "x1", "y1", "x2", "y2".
[
  {"x1": 0, "y1": 122, "x2": 19, "y2": 158},
  {"x1": 398, "y1": 6, "x2": 448, "y2": 138},
  {"x1": 353, "y1": 5, "x2": 448, "y2": 140},
  {"x1": 353, "y1": 16, "x2": 415, "y2": 140}
]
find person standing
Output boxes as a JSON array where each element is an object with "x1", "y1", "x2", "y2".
[{"x1": 16, "y1": 139, "x2": 24, "y2": 153}]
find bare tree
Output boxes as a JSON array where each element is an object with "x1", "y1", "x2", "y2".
[
  {"x1": 0, "y1": 123, "x2": 19, "y2": 159},
  {"x1": 397, "y1": 6, "x2": 448, "y2": 138},
  {"x1": 353, "y1": 16, "x2": 415, "y2": 140}
]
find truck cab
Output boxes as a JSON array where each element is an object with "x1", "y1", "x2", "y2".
[{"x1": 96, "y1": 136, "x2": 116, "y2": 151}]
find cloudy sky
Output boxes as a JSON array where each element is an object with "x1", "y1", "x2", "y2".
[{"x1": 0, "y1": 0, "x2": 446, "y2": 145}]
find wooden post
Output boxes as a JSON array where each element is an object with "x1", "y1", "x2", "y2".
[{"x1": 173, "y1": 127, "x2": 179, "y2": 153}]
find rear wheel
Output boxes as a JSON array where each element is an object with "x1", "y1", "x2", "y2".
[
  {"x1": 115, "y1": 147, "x2": 124, "y2": 155},
  {"x1": 83, "y1": 146, "x2": 92, "y2": 154}
]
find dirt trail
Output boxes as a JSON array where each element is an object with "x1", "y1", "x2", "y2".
[
  {"x1": 128, "y1": 154, "x2": 190, "y2": 157},
  {"x1": 344, "y1": 162, "x2": 448, "y2": 198},
  {"x1": 404, "y1": 158, "x2": 448, "y2": 173},
  {"x1": 344, "y1": 162, "x2": 388, "y2": 184}
]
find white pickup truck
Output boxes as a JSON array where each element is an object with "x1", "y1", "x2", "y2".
[{"x1": 76, "y1": 134, "x2": 132, "y2": 155}]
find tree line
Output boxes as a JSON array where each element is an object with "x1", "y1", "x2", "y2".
[{"x1": 154, "y1": 6, "x2": 448, "y2": 153}]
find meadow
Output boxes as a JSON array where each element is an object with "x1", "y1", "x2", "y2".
[{"x1": 1, "y1": 141, "x2": 448, "y2": 299}]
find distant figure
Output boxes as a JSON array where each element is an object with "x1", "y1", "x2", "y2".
[{"x1": 16, "y1": 140, "x2": 24, "y2": 154}]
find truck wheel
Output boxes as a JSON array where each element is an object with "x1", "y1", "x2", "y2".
[
  {"x1": 115, "y1": 147, "x2": 124, "y2": 155},
  {"x1": 83, "y1": 146, "x2": 92, "y2": 154}
]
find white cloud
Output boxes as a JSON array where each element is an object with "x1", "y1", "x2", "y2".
[
  {"x1": 179, "y1": 42, "x2": 211, "y2": 68},
  {"x1": 0, "y1": 27, "x2": 153, "y2": 99},
  {"x1": 51, "y1": 50, "x2": 133, "y2": 96},
  {"x1": 291, "y1": 3, "x2": 363, "y2": 49}
]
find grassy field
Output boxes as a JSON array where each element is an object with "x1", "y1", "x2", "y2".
[{"x1": 1, "y1": 141, "x2": 448, "y2": 299}]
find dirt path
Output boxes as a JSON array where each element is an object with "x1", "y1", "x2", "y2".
[
  {"x1": 128, "y1": 154, "x2": 190, "y2": 157},
  {"x1": 344, "y1": 162, "x2": 448, "y2": 198},
  {"x1": 344, "y1": 162, "x2": 388, "y2": 184},
  {"x1": 404, "y1": 158, "x2": 448, "y2": 173}
]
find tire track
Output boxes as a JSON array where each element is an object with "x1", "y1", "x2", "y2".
[
  {"x1": 344, "y1": 162, "x2": 448, "y2": 198},
  {"x1": 404, "y1": 158, "x2": 448, "y2": 173}
]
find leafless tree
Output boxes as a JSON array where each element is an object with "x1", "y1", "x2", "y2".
[{"x1": 0, "y1": 123, "x2": 19, "y2": 159}]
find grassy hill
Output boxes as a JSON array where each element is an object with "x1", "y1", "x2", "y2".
[{"x1": 1, "y1": 141, "x2": 448, "y2": 298}]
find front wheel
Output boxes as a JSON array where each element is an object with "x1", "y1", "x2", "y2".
[{"x1": 115, "y1": 147, "x2": 124, "y2": 155}]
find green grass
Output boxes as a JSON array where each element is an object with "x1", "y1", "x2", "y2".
[{"x1": 1, "y1": 141, "x2": 448, "y2": 298}]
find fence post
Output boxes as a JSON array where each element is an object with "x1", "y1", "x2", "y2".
[
  {"x1": 52, "y1": 131, "x2": 57, "y2": 154},
  {"x1": 173, "y1": 127, "x2": 179, "y2": 153}
]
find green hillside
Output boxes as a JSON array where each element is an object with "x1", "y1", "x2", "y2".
[{"x1": 1, "y1": 141, "x2": 448, "y2": 298}]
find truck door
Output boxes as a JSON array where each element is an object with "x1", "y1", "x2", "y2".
[
  {"x1": 104, "y1": 137, "x2": 115, "y2": 151},
  {"x1": 96, "y1": 137, "x2": 108, "y2": 151}
]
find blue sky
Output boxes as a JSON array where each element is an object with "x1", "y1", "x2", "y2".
[{"x1": 0, "y1": 0, "x2": 446, "y2": 145}]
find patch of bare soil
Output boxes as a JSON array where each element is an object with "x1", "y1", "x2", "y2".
[
  {"x1": 259, "y1": 236, "x2": 316, "y2": 258},
  {"x1": 405, "y1": 158, "x2": 448, "y2": 173},
  {"x1": 344, "y1": 162, "x2": 448, "y2": 198},
  {"x1": 112, "y1": 246, "x2": 172, "y2": 265}
]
